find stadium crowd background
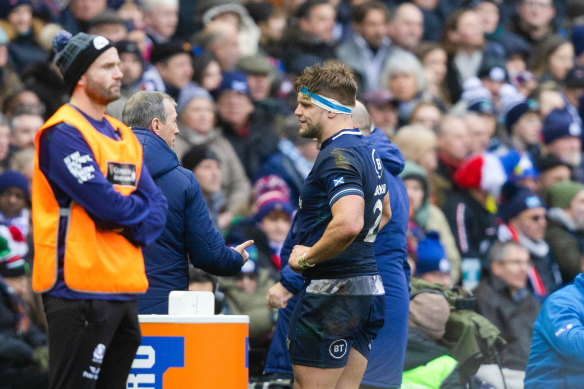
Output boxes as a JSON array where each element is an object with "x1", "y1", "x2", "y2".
[{"x1": 1, "y1": 0, "x2": 584, "y2": 386}]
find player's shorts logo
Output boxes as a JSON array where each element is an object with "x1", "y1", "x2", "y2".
[{"x1": 329, "y1": 339, "x2": 348, "y2": 359}]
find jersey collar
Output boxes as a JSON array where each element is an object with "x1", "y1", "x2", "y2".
[{"x1": 321, "y1": 129, "x2": 362, "y2": 149}]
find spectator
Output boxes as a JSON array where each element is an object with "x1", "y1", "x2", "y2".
[
  {"x1": 0, "y1": 0, "x2": 47, "y2": 73},
  {"x1": 175, "y1": 85, "x2": 252, "y2": 214},
  {"x1": 380, "y1": 50, "x2": 430, "y2": 126},
  {"x1": 531, "y1": 81, "x2": 565, "y2": 117},
  {"x1": 2, "y1": 89, "x2": 44, "y2": 120},
  {"x1": 388, "y1": 3, "x2": 424, "y2": 53},
  {"x1": 534, "y1": 154, "x2": 571, "y2": 195},
  {"x1": 214, "y1": 71, "x2": 279, "y2": 179},
  {"x1": 250, "y1": 3, "x2": 287, "y2": 58},
  {"x1": 0, "y1": 170, "x2": 30, "y2": 242},
  {"x1": 545, "y1": 180, "x2": 584, "y2": 283},
  {"x1": 416, "y1": 231, "x2": 452, "y2": 289},
  {"x1": 336, "y1": 0, "x2": 393, "y2": 92},
  {"x1": 464, "y1": 97, "x2": 498, "y2": 156},
  {"x1": 443, "y1": 153, "x2": 505, "y2": 289},
  {"x1": 504, "y1": 97, "x2": 542, "y2": 155},
  {"x1": 400, "y1": 161, "x2": 461, "y2": 284},
  {"x1": 362, "y1": 89, "x2": 399, "y2": 138},
  {"x1": 106, "y1": 40, "x2": 145, "y2": 120},
  {"x1": 87, "y1": 9, "x2": 128, "y2": 43},
  {"x1": 542, "y1": 108, "x2": 583, "y2": 180},
  {"x1": 477, "y1": 55, "x2": 509, "y2": 108},
  {"x1": 9, "y1": 110, "x2": 43, "y2": 150},
  {"x1": 498, "y1": 182, "x2": 561, "y2": 300},
  {"x1": 182, "y1": 145, "x2": 232, "y2": 230},
  {"x1": 416, "y1": 41, "x2": 449, "y2": 102},
  {"x1": 122, "y1": 91, "x2": 250, "y2": 314},
  {"x1": 59, "y1": 0, "x2": 107, "y2": 35},
  {"x1": 508, "y1": 0, "x2": 558, "y2": 48},
  {"x1": 0, "y1": 26, "x2": 23, "y2": 109},
  {"x1": 236, "y1": 54, "x2": 276, "y2": 103},
  {"x1": 9, "y1": 147, "x2": 34, "y2": 181},
  {"x1": 409, "y1": 100, "x2": 443, "y2": 131},
  {"x1": 474, "y1": 241, "x2": 541, "y2": 389},
  {"x1": 0, "y1": 115, "x2": 10, "y2": 170},
  {"x1": 401, "y1": 291, "x2": 463, "y2": 388},
  {"x1": 142, "y1": 0, "x2": 179, "y2": 44},
  {"x1": 530, "y1": 35, "x2": 574, "y2": 82},
  {"x1": 255, "y1": 116, "x2": 318, "y2": 205},
  {"x1": 393, "y1": 124, "x2": 438, "y2": 173},
  {"x1": 188, "y1": 266, "x2": 217, "y2": 293},
  {"x1": 192, "y1": 53, "x2": 223, "y2": 92},
  {"x1": 196, "y1": 0, "x2": 260, "y2": 58},
  {"x1": 199, "y1": 22, "x2": 242, "y2": 72},
  {"x1": 442, "y1": 9, "x2": 487, "y2": 103},
  {"x1": 561, "y1": 65, "x2": 584, "y2": 127},
  {"x1": 524, "y1": 272, "x2": 584, "y2": 388},
  {"x1": 434, "y1": 115, "x2": 471, "y2": 207},
  {"x1": 281, "y1": 0, "x2": 337, "y2": 76},
  {"x1": 147, "y1": 40, "x2": 194, "y2": 100}
]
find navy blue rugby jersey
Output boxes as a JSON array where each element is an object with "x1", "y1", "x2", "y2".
[{"x1": 291, "y1": 129, "x2": 387, "y2": 279}]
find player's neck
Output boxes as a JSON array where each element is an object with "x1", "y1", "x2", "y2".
[
  {"x1": 70, "y1": 91, "x2": 107, "y2": 121},
  {"x1": 319, "y1": 116, "x2": 356, "y2": 143}
]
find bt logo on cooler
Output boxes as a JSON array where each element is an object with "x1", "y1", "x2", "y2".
[{"x1": 127, "y1": 336, "x2": 184, "y2": 389}]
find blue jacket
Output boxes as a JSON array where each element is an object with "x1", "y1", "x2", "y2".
[
  {"x1": 133, "y1": 128, "x2": 243, "y2": 314},
  {"x1": 265, "y1": 129, "x2": 410, "y2": 382},
  {"x1": 525, "y1": 274, "x2": 584, "y2": 388}
]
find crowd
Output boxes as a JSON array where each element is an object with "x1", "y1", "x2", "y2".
[{"x1": 1, "y1": 0, "x2": 584, "y2": 387}]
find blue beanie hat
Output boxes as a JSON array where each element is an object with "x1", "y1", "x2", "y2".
[
  {"x1": 416, "y1": 231, "x2": 450, "y2": 276},
  {"x1": 542, "y1": 109, "x2": 582, "y2": 145},
  {"x1": 498, "y1": 181, "x2": 545, "y2": 223},
  {"x1": 0, "y1": 170, "x2": 30, "y2": 200},
  {"x1": 505, "y1": 98, "x2": 539, "y2": 132},
  {"x1": 214, "y1": 71, "x2": 250, "y2": 99}
]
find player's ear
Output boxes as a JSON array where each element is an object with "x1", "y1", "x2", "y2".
[{"x1": 327, "y1": 111, "x2": 336, "y2": 119}]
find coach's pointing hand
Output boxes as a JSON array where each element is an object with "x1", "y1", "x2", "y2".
[{"x1": 232, "y1": 240, "x2": 254, "y2": 264}]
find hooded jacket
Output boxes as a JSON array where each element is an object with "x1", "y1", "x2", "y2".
[
  {"x1": 525, "y1": 273, "x2": 584, "y2": 388},
  {"x1": 133, "y1": 128, "x2": 243, "y2": 314}
]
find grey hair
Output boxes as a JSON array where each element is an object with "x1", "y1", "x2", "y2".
[
  {"x1": 141, "y1": 0, "x2": 178, "y2": 13},
  {"x1": 352, "y1": 100, "x2": 372, "y2": 135},
  {"x1": 122, "y1": 91, "x2": 176, "y2": 128},
  {"x1": 489, "y1": 240, "x2": 526, "y2": 264},
  {"x1": 379, "y1": 50, "x2": 426, "y2": 93}
]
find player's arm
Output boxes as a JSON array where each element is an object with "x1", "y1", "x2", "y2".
[
  {"x1": 289, "y1": 194, "x2": 364, "y2": 272},
  {"x1": 378, "y1": 191, "x2": 391, "y2": 231}
]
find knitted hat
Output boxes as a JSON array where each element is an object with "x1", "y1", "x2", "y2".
[
  {"x1": 181, "y1": 145, "x2": 220, "y2": 171},
  {"x1": 0, "y1": 225, "x2": 27, "y2": 278},
  {"x1": 116, "y1": 40, "x2": 141, "y2": 59},
  {"x1": 214, "y1": 71, "x2": 251, "y2": 98},
  {"x1": 0, "y1": 170, "x2": 30, "y2": 200},
  {"x1": 52, "y1": 30, "x2": 115, "y2": 94},
  {"x1": 176, "y1": 84, "x2": 213, "y2": 117},
  {"x1": 416, "y1": 231, "x2": 450, "y2": 276},
  {"x1": 237, "y1": 54, "x2": 273, "y2": 76},
  {"x1": 150, "y1": 40, "x2": 192, "y2": 64},
  {"x1": 564, "y1": 65, "x2": 584, "y2": 89},
  {"x1": 400, "y1": 161, "x2": 428, "y2": 203},
  {"x1": 255, "y1": 190, "x2": 294, "y2": 221},
  {"x1": 498, "y1": 149, "x2": 538, "y2": 183},
  {"x1": 454, "y1": 153, "x2": 507, "y2": 196},
  {"x1": 467, "y1": 97, "x2": 496, "y2": 115},
  {"x1": 504, "y1": 98, "x2": 539, "y2": 132},
  {"x1": 542, "y1": 109, "x2": 582, "y2": 145},
  {"x1": 534, "y1": 154, "x2": 571, "y2": 174},
  {"x1": 498, "y1": 182, "x2": 545, "y2": 223},
  {"x1": 478, "y1": 56, "x2": 508, "y2": 83},
  {"x1": 572, "y1": 24, "x2": 584, "y2": 57},
  {"x1": 253, "y1": 175, "x2": 291, "y2": 200},
  {"x1": 409, "y1": 292, "x2": 450, "y2": 340},
  {"x1": 6, "y1": 0, "x2": 32, "y2": 14},
  {"x1": 546, "y1": 180, "x2": 584, "y2": 209},
  {"x1": 88, "y1": 9, "x2": 126, "y2": 29}
]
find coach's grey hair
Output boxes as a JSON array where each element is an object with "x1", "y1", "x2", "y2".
[{"x1": 122, "y1": 91, "x2": 176, "y2": 128}]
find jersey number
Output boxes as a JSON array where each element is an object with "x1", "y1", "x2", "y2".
[{"x1": 365, "y1": 199, "x2": 382, "y2": 243}]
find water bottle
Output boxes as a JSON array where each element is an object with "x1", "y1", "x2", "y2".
[{"x1": 461, "y1": 258, "x2": 481, "y2": 291}]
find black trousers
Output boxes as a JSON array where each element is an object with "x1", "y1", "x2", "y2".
[{"x1": 42, "y1": 296, "x2": 141, "y2": 389}]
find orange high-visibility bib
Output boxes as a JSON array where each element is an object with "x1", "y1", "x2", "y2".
[{"x1": 32, "y1": 105, "x2": 148, "y2": 294}]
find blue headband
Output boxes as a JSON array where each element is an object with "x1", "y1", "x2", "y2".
[{"x1": 298, "y1": 86, "x2": 353, "y2": 114}]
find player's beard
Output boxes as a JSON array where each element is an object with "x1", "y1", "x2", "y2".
[
  {"x1": 85, "y1": 75, "x2": 121, "y2": 105},
  {"x1": 300, "y1": 119, "x2": 322, "y2": 139}
]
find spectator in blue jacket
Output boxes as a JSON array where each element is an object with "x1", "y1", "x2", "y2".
[
  {"x1": 122, "y1": 91, "x2": 253, "y2": 314},
  {"x1": 524, "y1": 273, "x2": 584, "y2": 388}
]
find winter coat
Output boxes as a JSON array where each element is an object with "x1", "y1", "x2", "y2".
[
  {"x1": 545, "y1": 208, "x2": 584, "y2": 284},
  {"x1": 132, "y1": 128, "x2": 243, "y2": 314},
  {"x1": 524, "y1": 273, "x2": 584, "y2": 388},
  {"x1": 474, "y1": 275, "x2": 540, "y2": 371}
]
